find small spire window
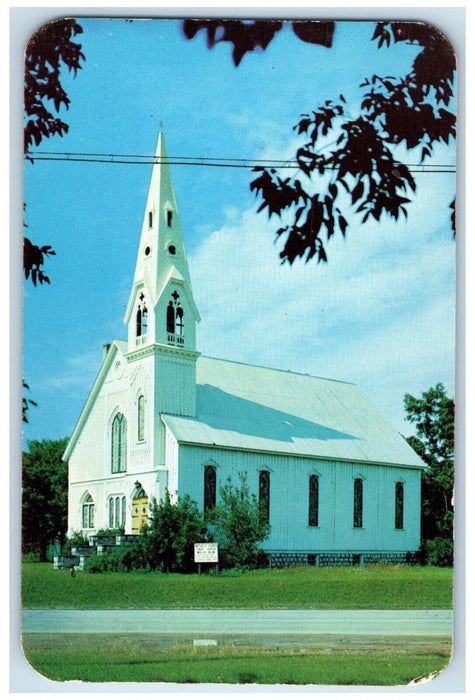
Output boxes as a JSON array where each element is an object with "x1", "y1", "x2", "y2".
[
  {"x1": 136, "y1": 294, "x2": 148, "y2": 339},
  {"x1": 166, "y1": 291, "x2": 184, "y2": 346},
  {"x1": 167, "y1": 210, "x2": 173, "y2": 227},
  {"x1": 148, "y1": 211, "x2": 153, "y2": 228}
]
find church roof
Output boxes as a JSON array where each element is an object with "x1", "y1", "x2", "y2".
[{"x1": 161, "y1": 356, "x2": 425, "y2": 469}]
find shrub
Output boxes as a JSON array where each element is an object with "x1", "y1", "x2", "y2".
[
  {"x1": 83, "y1": 543, "x2": 145, "y2": 573},
  {"x1": 95, "y1": 527, "x2": 125, "y2": 536},
  {"x1": 61, "y1": 531, "x2": 90, "y2": 555},
  {"x1": 208, "y1": 472, "x2": 271, "y2": 569},
  {"x1": 140, "y1": 491, "x2": 209, "y2": 573},
  {"x1": 418, "y1": 537, "x2": 454, "y2": 567}
]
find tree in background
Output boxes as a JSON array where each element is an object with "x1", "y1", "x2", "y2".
[
  {"x1": 184, "y1": 20, "x2": 456, "y2": 265},
  {"x1": 139, "y1": 491, "x2": 208, "y2": 573},
  {"x1": 208, "y1": 472, "x2": 271, "y2": 569},
  {"x1": 404, "y1": 383, "x2": 454, "y2": 565},
  {"x1": 22, "y1": 438, "x2": 69, "y2": 560}
]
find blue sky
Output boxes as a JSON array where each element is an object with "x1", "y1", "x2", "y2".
[{"x1": 22, "y1": 15, "x2": 457, "y2": 446}]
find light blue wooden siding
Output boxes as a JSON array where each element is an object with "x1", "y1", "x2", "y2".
[{"x1": 178, "y1": 445, "x2": 421, "y2": 553}]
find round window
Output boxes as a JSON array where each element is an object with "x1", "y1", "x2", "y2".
[
  {"x1": 168, "y1": 244, "x2": 176, "y2": 255},
  {"x1": 145, "y1": 246, "x2": 151, "y2": 256}
]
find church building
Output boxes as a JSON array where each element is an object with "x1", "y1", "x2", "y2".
[{"x1": 64, "y1": 131, "x2": 426, "y2": 566}]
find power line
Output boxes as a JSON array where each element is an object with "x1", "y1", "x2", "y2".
[{"x1": 25, "y1": 150, "x2": 456, "y2": 173}]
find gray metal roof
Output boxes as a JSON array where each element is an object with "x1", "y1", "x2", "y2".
[{"x1": 162, "y1": 356, "x2": 425, "y2": 468}]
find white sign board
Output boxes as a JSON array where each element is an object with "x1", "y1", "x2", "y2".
[{"x1": 194, "y1": 542, "x2": 218, "y2": 563}]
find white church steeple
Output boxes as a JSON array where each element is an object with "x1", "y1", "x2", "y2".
[{"x1": 124, "y1": 130, "x2": 200, "y2": 353}]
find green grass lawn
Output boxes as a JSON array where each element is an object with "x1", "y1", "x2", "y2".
[
  {"x1": 22, "y1": 562, "x2": 453, "y2": 610},
  {"x1": 22, "y1": 633, "x2": 452, "y2": 685}
]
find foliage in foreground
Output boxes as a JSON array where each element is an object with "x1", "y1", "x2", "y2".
[
  {"x1": 185, "y1": 20, "x2": 456, "y2": 265},
  {"x1": 84, "y1": 491, "x2": 208, "y2": 574},
  {"x1": 82, "y1": 476, "x2": 271, "y2": 574},
  {"x1": 22, "y1": 634, "x2": 451, "y2": 685}
]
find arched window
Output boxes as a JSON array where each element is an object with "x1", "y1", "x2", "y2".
[
  {"x1": 81, "y1": 492, "x2": 94, "y2": 529},
  {"x1": 353, "y1": 478, "x2": 363, "y2": 528},
  {"x1": 111, "y1": 413, "x2": 127, "y2": 473},
  {"x1": 166, "y1": 291, "x2": 185, "y2": 345},
  {"x1": 395, "y1": 482, "x2": 404, "y2": 530},
  {"x1": 121, "y1": 496, "x2": 126, "y2": 528},
  {"x1": 176, "y1": 306, "x2": 184, "y2": 336},
  {"x1": 308, "y1": 474, "x2": 319, "y2": 527},
  {"x1": 137, "y1": 395, "x2": 145, "y2": 441},
  {"x1": 204, "y1": 465, "x2": 217, "y2": 513},
  {"x1": 136, "y1": 294, "x2": 148, "y2": 338},
  {"x1": 166, "y1": 301, "x2": 175, "y2": 333},
  {"x1": 108, "y1": 495, "x2": 126, "y2": 529},
  {"x1": 259, "y1": 470, "x2": 270, "y2": 525}
]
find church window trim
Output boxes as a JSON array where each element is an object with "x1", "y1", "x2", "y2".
[
  {"x1": 259, "y1": 470, "x2": 270, "y2": 525},
  {"x1": 308, "y1": 474, "x2": 320, "y2": 527},
  {"x1": 81, "y1": 492, "x2": 95, "y2": 529},
  {"x1": 204, "y1": 465, "x2": 217, "y2": 514},
  {"x1": 353, "y1": 477, "x2": 364, "y2": 529},
  {"x1": 111, "y1": 412, "x2": 127, "y2": 473},
  {"x1": 395, "y1": 481, "x2": 404, "y2": 530}
]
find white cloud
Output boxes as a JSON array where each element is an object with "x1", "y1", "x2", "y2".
[{"x1": 190, "y1": 185, "x2": 455, "y2": 434}]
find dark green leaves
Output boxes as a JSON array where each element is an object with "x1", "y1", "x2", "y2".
[
  {"x1": 24, "y1": 19, "x2": 85, "y2": 155},
  {"x1": 183, "y1": 19, "x2": 335, "y2": 66},
  {"x1": 23, "y1": 236, "x2": 56, "y2": 286},
  {"x1": 247, "y1": 21, "x2": 455, "y2": 265}
]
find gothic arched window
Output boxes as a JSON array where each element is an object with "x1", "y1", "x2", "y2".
[
  {"x1": 136, "y1": 294, "x2": 148, "y2": 338},
  {"x1": 259, "y1": 470, "x2": 270, "y2": 525},
  {"x1": 166, "y1": 301, "x2": 175, "y2": 333},
  {"x1": 108, "y1": 495, "x2": 126, "y2": 529},
  {"x1": 137, "y1": 395, "x2": 145, "y2": 441},
  {"x1": 166, "y1": 291, "x2": 185, "y2": 345},
  {"x1": 353, "y1": 478, "x2": 363, "y2": 528},
  {"x1": 395, "y1": 482, "x2": 404, "y2": 530},
  {"x1": 111, "y1": 413, "x2": 127, "y2": 473},
  {"x1": 308, "y1": 474, "x2": 319, "y2": 527},
  {"x1": 81, "y1": 492, "x2": 94, "y2": 529},
  {"x1": 204, "y1": 465, "x2": 217, "y2": 513}
]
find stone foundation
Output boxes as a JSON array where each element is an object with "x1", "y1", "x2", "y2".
[{"x1": 266, "y1": 551, "x2": 416, "y2": 567}]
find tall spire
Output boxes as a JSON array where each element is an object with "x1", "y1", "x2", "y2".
[{"x1": 125, "y1": 130, "x2": 200, "y2": 351}]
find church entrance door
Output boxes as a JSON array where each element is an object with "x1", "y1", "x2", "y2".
[
  {"x1": 132, "y1": 496, "x2": 149, "y2": 533},
  {"x1": 131, "y1": 482, "x2": 149, "y2": 534}
]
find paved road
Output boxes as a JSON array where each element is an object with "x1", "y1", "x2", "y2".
[{"x1": 22, "y1": 609, "x2": 452, "y2": 637}]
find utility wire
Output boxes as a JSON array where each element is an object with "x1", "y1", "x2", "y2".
[{"x1": 26, "y1": 150, "x2": 456, "y2": 173}]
